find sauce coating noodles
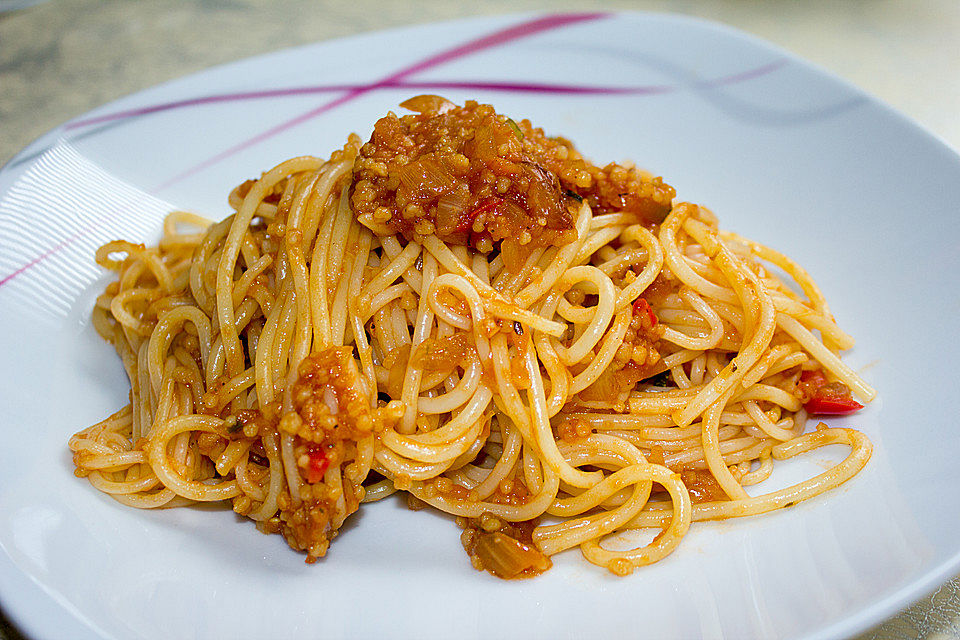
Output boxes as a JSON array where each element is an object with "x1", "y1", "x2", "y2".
[{"x1": 69, "y1": 97, "x2": 874, "y2": 576}]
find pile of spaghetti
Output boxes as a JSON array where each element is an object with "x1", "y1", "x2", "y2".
[{"x1": 70, "y1": 96, "x2": 874, "y2": 578}]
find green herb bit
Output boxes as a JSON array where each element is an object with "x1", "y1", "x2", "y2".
[{"x1": 506, "y1": 118, "x2": 524, "y2": 140}]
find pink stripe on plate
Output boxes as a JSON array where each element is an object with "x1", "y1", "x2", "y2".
[
  {"x1": 66, "y1": 77, "x2": 657, "y2": 131},
  {"x1": 155, "y1": 13, "x2": 609, "y2": 189}
]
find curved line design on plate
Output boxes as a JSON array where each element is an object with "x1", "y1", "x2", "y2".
[
  {"x1": 150, "y1": 12, "x2": 609, "y2": 190},
  {"x1": 569, "y1": 43, "x2": 868, "y2": 126},
  {"x1": 58, "y1": 59, "x2": 789, "y2": 135},
  {"x1": 62, "y1": 80, "x2": 667, "y2": 131},
  {"x1": 5, "y1": 59, "x2": 783, "y2": 175}
]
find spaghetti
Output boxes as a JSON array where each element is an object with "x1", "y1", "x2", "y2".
[{"x1": 69, "y1": 96, "x2": 874, "y2": 578}]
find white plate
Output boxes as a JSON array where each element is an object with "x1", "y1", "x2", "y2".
[{"x1": 1, "y1": 11, "x2": 958, "y2": 640}]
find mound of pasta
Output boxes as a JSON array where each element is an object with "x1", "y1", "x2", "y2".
[{"x1": 70, "y1": 96, "x2": 874, "y2": 578}]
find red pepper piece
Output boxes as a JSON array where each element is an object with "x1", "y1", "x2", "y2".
[
  {"x1": 632, "y1": 298, "x2": 658, "y2": 326},
  {"x1": 304, "y1": 446, "x2": 330, "y2": 483},
  {"x1": 799, "y1": 369, "x2": 827, "y2": 387},
  {"x1": 805, "y1": 396, "x2": 863, "y2": 416},
  {"x1": 799, "y1": 369, "x2": 863, "y2": 415},
  {"x1": 456, "y1": 196, "x2": 502, "y2": 232}
]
